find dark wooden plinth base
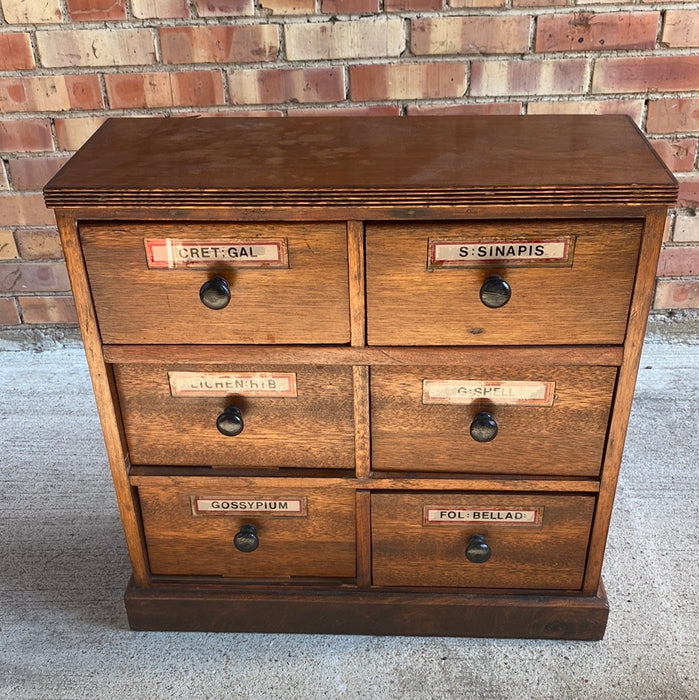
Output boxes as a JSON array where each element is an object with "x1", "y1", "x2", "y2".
[{"x1": 125, "y1": 579, "x2": 609, "y2": 640}]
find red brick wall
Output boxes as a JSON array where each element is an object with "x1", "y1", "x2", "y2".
[{"x1": 1, "y1": 1, "x2": 698, "y2": 331}]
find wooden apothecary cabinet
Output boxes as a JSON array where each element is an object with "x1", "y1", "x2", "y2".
[{"x1": 45, "y1": 116, "x2": 677, "y2": 639}]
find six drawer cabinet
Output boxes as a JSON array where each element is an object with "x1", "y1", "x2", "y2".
[{"x1": 45, "y1": 115, "x2": 678, "y2": 640}]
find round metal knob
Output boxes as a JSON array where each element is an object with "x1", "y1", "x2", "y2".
[
  {"x1": 216, "y1": 406, "x2": 244, "y2": 437},
  {"x1": 234, "y1": 524, "x2": 259, "y2": 553},
  {"x1": 479, "y1": 274, "x2": 511, "y2": 308},
  {"x1": 199, "y1": 275, "x2": 231, "y2": 310},
  {"x1": 466, "y1": 534, "x2": 491, "y2": 563},
  {"x1": 470, "y1": 411, "x2": 498, "y2": 442}
]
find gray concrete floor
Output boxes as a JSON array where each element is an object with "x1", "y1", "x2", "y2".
[{"x1": 0, "y1": 336, "x2": 697, "y2": 699}]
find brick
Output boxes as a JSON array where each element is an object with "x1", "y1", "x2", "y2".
[
  {"x1": 1, "y1": 0, "x2": 62, "y2": 23},
  {"x1": 650, "y1": 139, "x2": 697, "y2": 173},
  {"x1": 0, "y1": 262, "x2": 70, "y2": 293},
  {"x1": 471, "y1": 59, "x2": 589, "y2": 97},
  {"x1": 286, "y1": 19, "x2": 404, "y2": 61},
  {"x1": 0, "y1": 230, "x2": 19, "y2": 260},
  {"x1": 412, "y1": 16, "x2": 530, "y2": 55},
  {"x1": 657, "y1": 246, "x2": 699, "y2": 276},
  {"x1": 15, "y1": 228, "x2": 62, "y2": 259},
  {"x1": 133, "y1": 0, "x2": 190, "y2": 17},
  {"x1": 350, "y1": 63, "x2": 467, "y2": 101},
  {"x1": 654, "y1": 280, "x2": 699, "y2": 310},
  {"x1": 513, "y1": 0, "x2": 567, "y2": 6},
  {"x1": 229, "y1": 68, "x2": 345, "y2": 105},
  {"x1": 290, "y1": 105, "x2": 402, "y2": 117},
  {"x1": 662, "y1": 10, "x2": 699, "y2": 48},
  {"x1": 408, "y1": 102, "x2": 522, "y2": 115},
  {"x1": 8, "y1": 156, "x2": 71, "y2": 191},
  {"x1": 0, "y1": 298, "x2": 20, "y2": 325},
  {"x1": 54, "y1": 117, "x2": 107, "y2": 151},
  {"x1": 19, "y1": 295, "x2": 78, "y2": 324},
  {"x1": 647, "y1": 98, "x2": 699, "y2": 134},
  {"x1": 36, "y1": 29, "x2": 156, "y2": 68},
  {"x1": 105, "y1": 71, "x2": 225, "y2": 109},
  {"x1": 678, "y1": 177, "x2": 699, "y2": 208},
  {"x1": 592, "y1": 56, "x2": 699, "y2": 94},
  {"x1": 0, "y1": 194, "x2": 55, "y2": 227},
  {"x1": 674, "y1": 216, "x2": 699, "y2": 243},
  {"x1": 322, "y1": 0, "x2": 380, "y2": 13},
  {"x1": 0, "y1": 119, "x2": 54, "y2": 153},
  {"x1": 0, "y1": 76, "x2": 104, "y2": 113},
  {"x1": 536, "y1": 12, "x2": 659, "y2": 52},
  {"x1": 0, "y1": 33, "x2": 35, "y2": 70},
  {"x1": 161, "y1": 26, "x2": 279, "y2": 64},
  {"x1": 527, "y1": 99, "x2": 644, "y2": 123},
  {"x1": 259, "y1": 0, "x2": 315, "y2": 13},
  {"x1": 385, "y1": 0, "x2": 442, "y2": 10},
  {"x1": 194, "y1": 0, "x2": 254, "y2": 14},
  {"x1": 450, "y1": 0, "x2": 505, "y2": 7},
  {"x1": 66, "y1": 0, "x2": 126, "y2": 20},
  {"x1": 0, "y1": 164, "x2": 7, "y2": 190}
]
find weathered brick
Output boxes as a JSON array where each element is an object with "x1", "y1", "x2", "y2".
[
  {"x1": 105, "y1": 71, "x2": 225, "y2": 109},
  {"x1": 1, "y1": 0, "x2": 63, "y2": 23},
  {"x1": 450, "y1": 0, "x2": 505, "y2": 8},
  {"x1": 0, "y1": 298, "x2": 20, "y2": 325},
  {"x1": 37, "y1": 29, "x2": 156, "y2": 68},
  {"x1": 132, "y1": 0, "x2": 190, "y2": 18},
  {"x1": 66, "y1": 0, "x2": 126, "y2": 20},
  {"x1": 654, "y1": 280, "x2": 699, "y2": 310},
  {"x1": 527, "y1": 99, "x2": 644, "y2": 122},
  {"x1": 0, "y1": 119, "x2": 54, "y2": 153},
  {"x1": 8, "y1": 156, "x2": 71, "y2": 191},
  {"x1": 322, "y1": 0, "x2": 380, "y2": 13},
  {"x1": 411, "y1": 16, "x2": 530, "y2": 55},
  {"x1": 0, "y1": 262, "x2": 70, "y2": 293},
  {"x1": 0, "y1": 194, "x2": 55, "y2": 227},
  {"x1": 229, "y1": 67, "x2": 345, "y2": 105},
  {"x1": 674, "y1": 216, "x2": 699, "y2": 243},
  {"x1": 350, "y1": 63, "x2": 467, "y2": 101},
  {"x1": 161, "y1": 26, "x2": 279, "y2": 64},
  {"x1": 194, "y1": 0, "x2": 253, "y2": 15},
  {"x1": 54, "y1": 117, "x2": 107, "y2": 151},
  {"x1": 19, "y1": 296, "x2": 78, "y2": 324},
  {"x1": 0, "y1": 230, "x2": 19, "y2": 260},
  {"x1": 471, "y1": 59, "x2": 589, "y2": 97},
  {"x1": 408, "y1": 102, "x2": 522, "y2": 115},
  {"x1": 15, "y1": 228, "x2": 63, "y2": 259},
  {"x1": 385, "y1": 0, "x2": 442, "y2": 10},
  {"x1": 0, "y1": 75, "x2": 104, "y2": 113},
  {"x1": 286, "y1": 19, "x2": 404, "y2": 61},
  {"x1": 513, "y1": 0, "x2": 568, "y2": 6},
  {"x1": 678, "y1": 176, "x2": 699, "y2": 207},
  {"x1": 0, "y1": 33, "x2": 35, "y2": 70},
  {"x1": 662, "y1": 10, "x2": 699, "y2": 48},
  {"x1": 650, "y1": 139, "x2": 697, "y2": 173},
  {"x1": 259, "y1": 0, "x2": 315, "y2": 13},
  {"x1": 0, "y1": 164, "x2": 7, "y2": 190},
  {"x1": 657, "y1": 246, "x2": 699, "y2": 276},
  {"x1": 536, "y1": 12, "x2": 659, "y2": 52},
  {"x1": 647, "y1": 98, "x2": 699, "y2": 134},
  {"x1": 592, "y1": 56, "x2": 699, "y2": 94},
  {"x1": 290, "y1": 105, "x2": 401, "y2": 117}
]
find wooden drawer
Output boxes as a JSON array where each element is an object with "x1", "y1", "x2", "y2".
[
  {"x1": 114, "y1": 363, "x2": 355, "y2": 468},
  {"x1": 136, "y1": 478, "x2": 356, "y2": 579},
  {"x1": 371, "y1": 492, "x2": 595, "y2": 590},
  {"x1": 370, "y1": 365, "x2": 617, "y2": 477},
  {"x1": 366, "y1": 219, "x2": 642, "y2": 345},
  {"x1": 80, "y1": 222, "x2": 350, "y2": 345}
]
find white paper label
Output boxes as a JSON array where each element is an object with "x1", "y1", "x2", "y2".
[
  {"x1": 169, "y1": 372, "x2": 297, "y2": 398},
  {"x1": 193, "y1": 498, "x2": 306, "y2": 516},
  {"x1": 428, "y1": 238, "x2": 574, "y2": 268},
  {"x1": 424, "y1": 507, "x2": 542, "y2": 525},
  {"x1": 144, "y1": 238, "x2": 288, "y2": 269},
  {"x1": 422, "y1": 380, "x2": 555, "y2": 406}
]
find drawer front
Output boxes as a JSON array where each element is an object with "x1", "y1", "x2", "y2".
[
  {"x1": 371, "y1": 492, "x2": 595, "y2": 589},
  {"x1": 370, "y1": 365, "x2": 617, "y2": 476},
  {"x1": 114, "y1": 363, "x2": 355, "y2": 468},
  {"x1": 366, "y1": 219, "x2": 642, "y2": 345},
  {"x1": 137, "y1": 480, "x2": 356, "y2": 579},
  {"x1": 80, "y1": 222, "x2": 350, "y2": 344}
]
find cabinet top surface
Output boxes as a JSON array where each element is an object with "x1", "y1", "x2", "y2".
[{"x1": 44, "y1": 115, "x2": 677, "y2": 209}]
